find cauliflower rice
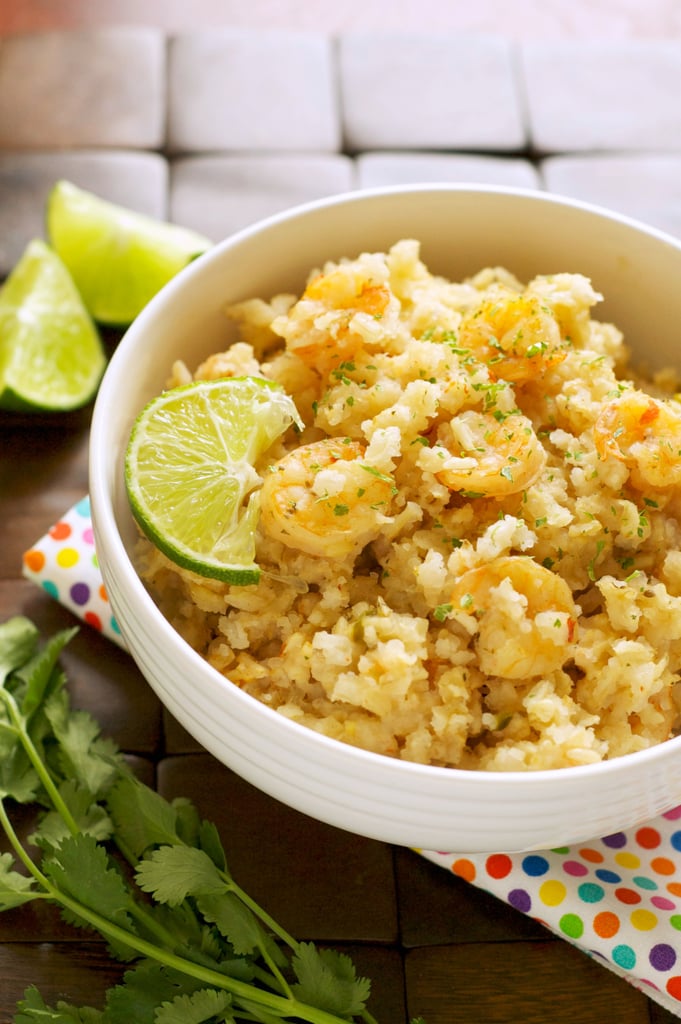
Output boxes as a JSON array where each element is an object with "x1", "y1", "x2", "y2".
[{"x1": 135, "y1": 240, "x2": 681, "y2": 771}]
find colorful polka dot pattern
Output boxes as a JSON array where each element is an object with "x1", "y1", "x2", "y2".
[
  {"x1": 22, "y1": 497, "x2": 126, "y2": 649},
  {"x1": 422, "y1": 805, "x2": 681, "y2": 1018}
]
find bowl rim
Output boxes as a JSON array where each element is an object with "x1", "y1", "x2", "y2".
[{"x1": 89, "y1": 181, "x2": 681, "y2": 791}]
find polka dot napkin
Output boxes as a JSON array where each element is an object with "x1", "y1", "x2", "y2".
[
  {"x1": 421, "y1": 815, "x2": 681, "y2": 1016},
  {"x1": 22, "y1": 496, "x2": 125, "y2": 648},
  {"x1": 21, "y1": 496, "x2": 681, "y2": 1018}
]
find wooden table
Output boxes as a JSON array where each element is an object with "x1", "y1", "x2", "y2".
[{"x1": 0, "y1": 389, "x2": 674, "y2": 1024}]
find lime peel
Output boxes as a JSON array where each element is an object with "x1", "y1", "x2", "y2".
[
  {"x1": 47, "y1": 179, "x2": 212, "y2": 326},
  {"x1": 0, "y1": 239, "x2": 106, "y2": 412},
  {"x1": 125, "y1": 376, "x2": 303, "y2": 584}
]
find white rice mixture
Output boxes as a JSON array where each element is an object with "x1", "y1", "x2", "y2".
[{"x1": 136, "y1": 240, "x2": 681, "y2": 771}]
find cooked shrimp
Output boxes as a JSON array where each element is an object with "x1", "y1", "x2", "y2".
[
  {"x1": 273, "y1": 267, "x2": 393, "y2": 377},
  {"x1": 433, "y1": 410, "x2": 546, "y2": 498},
  {"x1": 459, "y1": 294, "x2": 566, "y2": 383},
  {"x1": 304, "y1": 268, "x2": 390, "y2": 314},
  {"x1": 593, "y1": 389, "x2": 681, "y2": 489},
  {"x1": 449, "y1": 556, "x2": 578, "y2": 678},
  {"x1": 259, "y1": 437, "x2": 396, "y2": 559}
]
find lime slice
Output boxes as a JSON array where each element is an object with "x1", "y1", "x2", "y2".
[
  {"x1": 46, "y1": 180, "x2": 212, "y2": 326},
  {"x1": 0, "y1": 239, "x2": 106, "y2": 412},
  {"x1": 125, "y1": 376, "x2": 303, "y2": 584}
]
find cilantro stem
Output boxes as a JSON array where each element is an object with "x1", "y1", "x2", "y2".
[
  {"x1": 0, "y1": 793, "x2": 359, "y2": 1024},
  {"x1": 127, "y1": 900, "x2": 193, "y2": 952},
  {"x1": 0, "y1": 689, "x2": 79, "y2": 837},
  {"x1": 82, "y1": 927, "x2": 349, "y2": 1024},
  {"x1": 0, "y1": 796, "x2": 54, "y2": 893},
  {"x1": 238, "y1": 1002, "x2": 302, "y2": 1024},
  {"x1": 250, "y1": 930, "x2": 294, "y2": 1000},
  {"x1": 1, "y1": 623, "x2": 390, "y2": 1024},
  {"x1": 226, "y1": 876, "x2": 299, "y2": 951},
  {"x1": 109, "y1": 829, "x2": 215, "y2": 959},
  {"x1": 112, "y1": 810, "x2": 296, "y2": 999}
]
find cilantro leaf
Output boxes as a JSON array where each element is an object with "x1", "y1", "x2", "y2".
[
  {"x1": 143, "y1": 902, "x2": 256, "y2": 983},
  {"x1": 291, "y1": 943, "x2": 371, "y2": 1017},
  {"x1": 0, "y1": 618, "x2": 51, "y2": 803},
  {"x1": 107, "y1": 776, "x2": 181, "y2": 857},
  {"x1": 43, "y1": 833, "x2": 136, "y2": 929},
  {"x1": 136, "y1": 846, "x2": 224, "y2": 905},
  {"x1": 0, "y1": 616, "x2": 38, "y2": 684},
  {"x1": 104, "y1": 962, "x2": 205, "y2": 1024},
  {"x1": 32, "y1": 779, "x2": 114, "y2": 851},
  {"x1": 1, "y1": 618, "x2": 393, "y2": 1024},
  {"x1": 44, "y1": 697, "x2": 122, "y2": 798},
  {"x1": 196, "y1": 890, "x2": 267, "y2": 958},
  {"x1": 0, "y1": 850, "x2": 38, "y2": 910},
  {"x1": 18, "y1": 626, "x2": 77, "y2": 718},
  {"x1": 198, "y1": 819, "x2": 227, "y2": 872},
  {"x1": 0, "y1": 744, "x2": 41, "y2": 803},
  {"x1": 175, "y1": 797, "x2": 202, "y2": 848},
  {"x1": 14, "y1": 985, "x2": 103, "y2": 1023},
  {"x1": 154, "y1": 988, "x2": 234, "y2": 1024}
]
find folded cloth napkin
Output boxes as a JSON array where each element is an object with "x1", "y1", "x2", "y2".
[
  {"x1": 23, "y1": 496, "x2": 126, "y2": 649},
  {"x1": 21, "y1": 497, "x2": 681, "y2": 1018},
  {"x1": 422, "y1": 834, "x2": 681, "y2": 1016}
]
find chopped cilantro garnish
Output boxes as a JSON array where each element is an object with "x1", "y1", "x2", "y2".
[
  {"x1": 360, "y1": 464, "x2": 393, "y2": 483},
  {"x1": 525, "y1": 340, "x2": 548, "y2": 358}
]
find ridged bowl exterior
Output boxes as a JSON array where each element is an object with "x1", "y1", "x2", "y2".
[{"x1": 90, "y1": 185, "x2": 681, "y2": 852}]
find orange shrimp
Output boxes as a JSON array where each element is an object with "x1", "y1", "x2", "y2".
[
  {"x1": 434, "y1": 410, "x2": 546, "y2": 499},
  {"x1": 593, "y1": 389, "x2": 681, "y2": 489},
  {"x1": 275, "y1": 268, "x2": 392, "y2": 377},
  {"x1": 459, "y1": 294, "x2": 567, "y2": 384},
  {"x1": 449, "y1": 556, "x2": 578, "y2": 679},
  {"x1": 259, "y1": 437, "x2": 396, "y2": 559}
]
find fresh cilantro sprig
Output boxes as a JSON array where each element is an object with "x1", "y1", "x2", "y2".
[{"x1": 0, "y1": 616, "x2": 425, "y2": 1024}]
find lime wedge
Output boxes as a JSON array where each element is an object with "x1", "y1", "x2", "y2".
[
  {"x1": 0, "y1": 239, "x2": 106, "y2": 412},
  {"x1": 125, "y1": 376, "x2": 303, "y2": 584},
  {"x1": 46, "y1": 180, "x2": 212, "y2": 326}
]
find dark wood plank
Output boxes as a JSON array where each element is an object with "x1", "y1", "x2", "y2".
[
  {"x1": 651, "y1": 1000, "x2": 681, "y2": 1023},
  {"x1": 342, "y1": 944, "x2": 407, "y2": 1021},
  {"x1": 0, "y1": 942, "x2": 124, "y2": 1021},
  {"x1": 162, "y1": 704, "x2": 205, "y2": 754},
  {"x1": 404, "y1": 941, "x2": 653, "y2": 1024},
  {"x1": 395, "y1": 846, "x2": 548, "y2": 946}
]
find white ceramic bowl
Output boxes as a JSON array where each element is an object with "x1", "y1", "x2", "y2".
[{"x1": 90, "y1": 184, "x2": 681, "y2": 853}]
